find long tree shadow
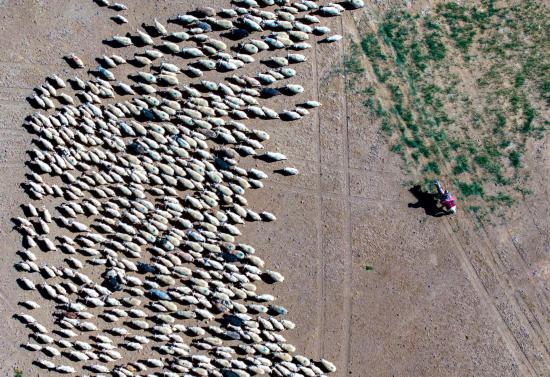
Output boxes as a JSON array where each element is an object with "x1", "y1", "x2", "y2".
[{"x1": 408, "y1": 185, "x2": 448, "y2": 217}]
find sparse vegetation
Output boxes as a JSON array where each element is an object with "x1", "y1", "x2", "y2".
[
  {"x1": 346, "y1": 0, "x2": 548, "y2": 214},
  {"x1": 457, "y1": 181, "x2": 485, "y2": 198}
]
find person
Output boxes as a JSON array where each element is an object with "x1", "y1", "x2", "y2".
[{"x1": 434, "y1": 178, "x2": 457, "y2": 214}]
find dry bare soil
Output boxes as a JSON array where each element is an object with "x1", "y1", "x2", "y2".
[{"x1": 0, "y1": 1, "x2": 549, "y2": 376}]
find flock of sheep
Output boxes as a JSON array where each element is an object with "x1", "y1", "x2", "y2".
[{"x1": 16, "y1": 0, "x2": 364, "y2": 375}]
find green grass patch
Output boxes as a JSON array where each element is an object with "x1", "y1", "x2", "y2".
[
  {"x1": 514, "y1": 71, "x2": 525, "y2": 87},
  {"x1": 515, "y1": 186, "x2": 531, "y2": 197},
  {"x1": 467, "y1": 205, "x2": 481, "y2": 214},
  {"x1": 521, "y1": 101, "x2": 536, "y2": 133},
  {"x1": 423, "y1": 161, "x2": 441, "y2": 175},
  {"x1": 361, "y1": 33, "x2": 386, "y2": 61},
  {"x1": 508, "y1": 150, "x2": 521, "y2": 168},
  {"x1": 344, "y1": 42, "x2": 365, "y2": 76},
  {"x1": 540, "y1": 80, "x2": 550, "y2": 106},
  {"x1": 458, "y1": 181, "x2": 485, "y2": 197},
  {"x1": 487, "y1": 193, "x2": 514, "y2": 207},
  {"x1": 494, "y1": 113, "x2": 506, "y2": 133},
  {"x1": 425, "y1": 32, "x2": 446, "y2": 61},
  {"x1": 453, "y1": 155, "x2": 470, "y2": 175}
]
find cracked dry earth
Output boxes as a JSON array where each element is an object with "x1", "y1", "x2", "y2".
[{"x1": 1, "y1": 0, "x2": 549, "y2": 377}]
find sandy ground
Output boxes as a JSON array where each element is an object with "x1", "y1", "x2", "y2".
[{"x1": 0, "y1": 0, "x2": 549, "y2": 376}]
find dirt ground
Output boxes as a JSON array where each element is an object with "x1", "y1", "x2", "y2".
[{"x1": 0, "y1": 0, "x2": 549, "y2": 376}]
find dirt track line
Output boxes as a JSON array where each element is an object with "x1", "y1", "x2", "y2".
[
  {"x1": 0, "y1": 60, "x2": 60, "y2": 67},
  {"x1": 0, "y1": 162, "x2": 31, "y2": 169},
  {"x1": 287, "y1": 155, "x2": 400, "y2": 175},
  {"x1": 311, "y1": 26, "x2": 326, "y2": 359},
  {"x1": 0, "y1": 99, "x2": 31, "y2": 105},
  {"x1": 0, "y1": 85, "x2": 34, "y2": 91},
  {"x1": 264, "y1": 179, "x2": 403, "y2": 203},
  {"x1": 523, "y1": 203, "x2": 549, "y2": 238},
  {"x1": 475, "y1": 216, "x2": 550, "y2": 367},
  {"x1": 0, "y1": 101, "x2": 30, "y2": 109},
  {"x1": 0, "y1": 129, "x2": 29, "y2": 136},
  {"x1": 339, "y1": 15, "x2": 354, "y2": 377},
  {"x1": 0, "y1": 288, "x2": 16, "y2": 313},
  {"x1": 458, "y1": 208, "x2": 550, "y2": 371},
  {"x1": 442, "y1": 219, "x2": 538, "y2": 376},
  {"x1": 263, "y1": 177, "x2": 519, "y2": 208}
]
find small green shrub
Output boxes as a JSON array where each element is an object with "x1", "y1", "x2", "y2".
[
  {"x1": 344, "y1": 42, "x2": 365, "y2": 76},
  {"x1": 521, "y1": 101, "x2": 536, "y2": 133},
  {"x1": 509, "y1": 150, "x2": 521, "y2": 168},
  {"x1": 540, "y1": 80, "x2": 550, "y2": 105},
  {"x1": 411, "y1": 41, "x2": 427, "y2": 70},
  {"x1": 361, "y1": 33, "x2": 386, "y2": 61},
  {"x1": 458, "y1": 181, "x2": 485, "y2": 197},
  {"x1": 423, "y1": 161, "x2": 441, "y2": 174},
  {"x1": 515, "y1": 186, "x2": 532, "y2": 197},
  {"x1": 391, "y1": 142, "x2": 403, "y2": 154},
  {"x1": 514, "y1": 71, "x2": 525, "y2": 87},
  {"x1": 494, "y1": 113, "x2": 506, "y2": 133},
  {"x1": 453, "y1": 155, "x2": 470, "y2": 174},
  {"x1": 487, "y1": 193, "x2": 514, "y2": 206},
  {"x1": 467, "y1": 205, "x2": 481, "y2": 213},
  {"x1": 510, "y1": 92, "x2": 521, "y2": 113},
  {"x1": 425, "y1": 33, "x2": 446, "y2": 61}
]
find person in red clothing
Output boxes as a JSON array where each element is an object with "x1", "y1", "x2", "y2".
[{"x1": 434, "y1": 178, "x2": 457, "y2": 214}]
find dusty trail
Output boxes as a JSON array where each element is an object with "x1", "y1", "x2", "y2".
[
  {"x1": 441, "y1": 219, "x2": 538, "y2": 376},
  {"x1": 458, "y1": 214, "x2": 550, "y2": 375},
  {"x1": 486, "y1": 220, "x2": 550, "y2": 350},
  {"x1": 339, "y1": 14, "x2": 355, "y2": 377},
  {"x1": 311, "y1": 22, "x2": 327, "y2": 360}
]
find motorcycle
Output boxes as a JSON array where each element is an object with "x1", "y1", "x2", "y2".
[{"x1": 434, "y1": 178, "x2": 457, "y2": 214}]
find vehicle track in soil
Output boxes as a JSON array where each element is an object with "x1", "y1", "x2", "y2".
[
  {"x1": 441, "y1": 171, "x2": 550, "y2": 375},
  {"x1": 339, "y1": 15, "x2": 355, "y2": 377},
  {"x1": 311, "y1": 19, "x2": 327, "y2": 361},
  {"x1": 442, "y1": 219, "x2": 538, "y2": 376},
  {"x1": 483, "y1": 217, "x2": 550, "y2": 351}
]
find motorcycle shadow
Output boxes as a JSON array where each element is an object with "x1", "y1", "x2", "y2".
[{"x1": 408, "y1": 185, "x2": 449, "y2": 217}]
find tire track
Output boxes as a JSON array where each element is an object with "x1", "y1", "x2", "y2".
[
  {"x1": 263, "y1": 180, "x2": 409, "y2": 204},
  {"x1": 0, "y1": 288, "x2": 16, "y2": 312},
  {"x1": 466, "y1": 216, "x2": 550, "y2": 373},
  {"x1": 497, "y1": 219, "x2": 550, "y2": 346},
  {"x1": 437, "y1": 174, "x2": 550, "y2": 374},
  {"x1": 441, "y1": 219, "x2": 538, "y2": 376},
  {"x1": 275, "y1": 154, "x2": 402, "y2": 175},
  {"x1": 339, "y1": 15, "x2": 354, "y2": 377},
  {"x1": 311, "y1": 24, "x2": 326, "y2": 360},
  {"x1": 466, "y1": 209, "x2": 550, "y2": 343}
]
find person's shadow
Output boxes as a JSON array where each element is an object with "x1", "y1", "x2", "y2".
[{"x1": 408, "y1": 185, "x2": 448, "y2": 217}]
